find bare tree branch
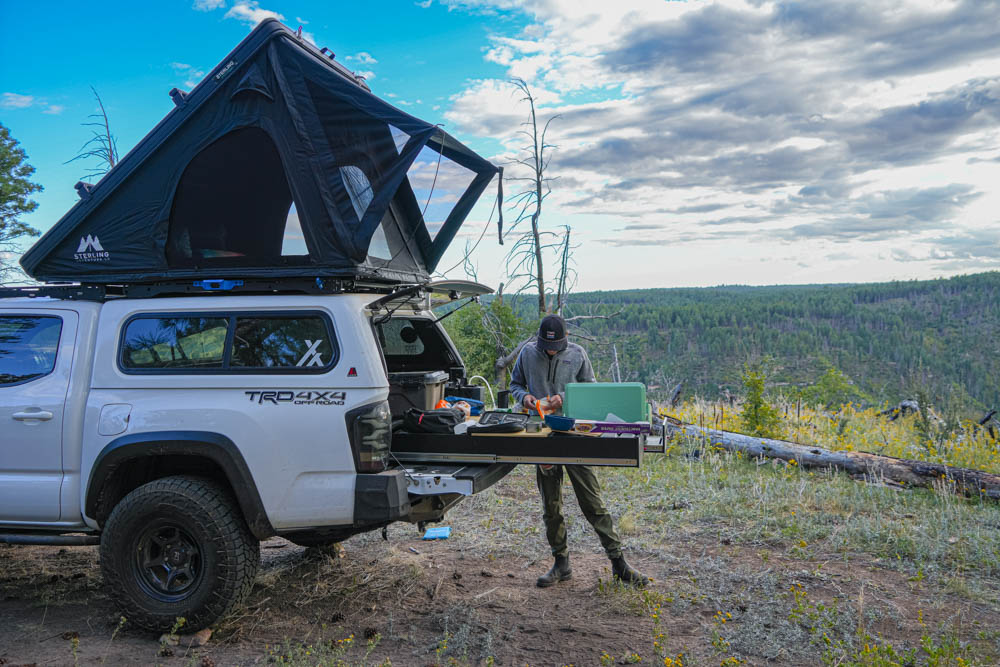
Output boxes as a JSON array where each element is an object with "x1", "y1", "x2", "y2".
[
  {"x1": 65, "y1": 87, "x2": 118, "y2": 180},
  {"x1": 563, "y1": 309, "x2": 624, "y2": 323}
]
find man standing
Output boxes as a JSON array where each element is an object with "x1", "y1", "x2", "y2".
[{"x1": 510, "y1": 315, "x2": 649, "y2": 588}]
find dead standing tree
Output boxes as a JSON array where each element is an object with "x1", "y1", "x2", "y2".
[
  {"x1": 489, "y1": 82, "x2": 602, "y2": 389},
  {"x1": 505, "y1": 78, "x2": 560, "y2": 318},
  {"x1": 66, "y1": 87, "x2": 118, "y2": 180},
  {"x1": 554, "y1": 224, "x2": 577, "y2": 316}
]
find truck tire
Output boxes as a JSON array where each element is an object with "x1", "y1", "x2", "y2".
[{"x1": 100, "y1": 475, "x2": 259, "y2": 632}]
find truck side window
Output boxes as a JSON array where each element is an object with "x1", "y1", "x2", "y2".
[
  {"x1": 0, "y1": 316, "x2": 62, "y2": 386},
  {"x1": 121, "y1": 317, "x2": 228, "y2": 369},
  {"x1": 231, "y1": 316, "x2": 335, "y2": 369}
]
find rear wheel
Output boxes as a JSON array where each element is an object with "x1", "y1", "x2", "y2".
[{"x1": 100, "y1": 476, "x2": 259, "y2": 632}]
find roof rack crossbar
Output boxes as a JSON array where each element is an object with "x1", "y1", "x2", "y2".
[{"x1": 1, "y1": 277, "x2": 418, "y2": 302}]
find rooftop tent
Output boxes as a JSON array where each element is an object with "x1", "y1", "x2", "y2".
[{"x1": 20, "y1": 19, "x2": 499, "y2": 285}]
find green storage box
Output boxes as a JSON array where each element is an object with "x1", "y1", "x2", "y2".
[{"x1": 564, "y1": 382, "x2": 647, "y2": 422}]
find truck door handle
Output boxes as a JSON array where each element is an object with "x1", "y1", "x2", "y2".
[{"x1": 12, "y1": 410, "x2": 54, "y2": 422}]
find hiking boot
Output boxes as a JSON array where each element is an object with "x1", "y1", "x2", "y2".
[
  {"x1": 536, "y1": 556, "x2": 572, "y2": 587},
  {"x1": 611, "y1": 556, "x2": 649, "y2": 587}
]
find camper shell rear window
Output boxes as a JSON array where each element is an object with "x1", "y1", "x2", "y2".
[{"x1": 373, "y1": 316, "x2": 460, "y2": 373}]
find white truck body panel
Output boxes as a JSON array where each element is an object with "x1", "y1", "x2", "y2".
[
  {"x1": 1, "y1": 290, "x2": 503, "y2": 537},
  {"x1": 81, "y1": 294, "x2": 388, "y2": 530}
]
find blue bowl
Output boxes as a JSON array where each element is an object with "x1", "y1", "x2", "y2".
[{"x1": 544, "y1": 415, "x2": 576, "y2": 431}]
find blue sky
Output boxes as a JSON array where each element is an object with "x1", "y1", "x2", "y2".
[{"x1": 3, "y1": 1, "x2": 1000, "y2": 291}]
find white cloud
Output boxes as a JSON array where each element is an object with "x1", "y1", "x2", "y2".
[
  {"x1": 355, "y1": 70, "x2": 376, "y2": 81},
  {"x1": 1, "y1": 92, "x2": 35, "y2": 108},
  {"x1": 348, "y1": 52, "x2": 378, "y2": 65},
  {"x1": 216, "y1": 3, "x2": 313, "y2": 42},
  {"x1": 193, "y1": 0, "x2": 225, "y2": 9},
  {"x1": 1, "y1": 92, "x2": 64, "y2": 115},
  {"x1": 170, "y1": 62, "x2": 205, "y2": 89},
  {"x1": 224, "y1": 1, "x2": 283, "y2": 27},
  {"x1": 437, "y1": 0, "x2": 1000, "y2": 287}
]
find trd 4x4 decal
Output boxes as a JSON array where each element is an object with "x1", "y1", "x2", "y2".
[{"x1": 245, "y1": 390, "x2": 347, "y2": 406}]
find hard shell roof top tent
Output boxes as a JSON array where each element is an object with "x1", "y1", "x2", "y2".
[{"x1": 20, "y1": 19, "x2": 500, "y2": 288}]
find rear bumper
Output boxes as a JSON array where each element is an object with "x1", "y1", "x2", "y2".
[
  {"x1": 354, "y1": 470, "x2": 411, "y2": 525},
  {"x1": 340, "y1": 463, "x2": 516, "y2": 531}
]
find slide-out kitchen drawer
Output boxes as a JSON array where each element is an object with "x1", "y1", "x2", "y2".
[{"x1": 391, "y1": 430, "x2": 643, "y2": 467}]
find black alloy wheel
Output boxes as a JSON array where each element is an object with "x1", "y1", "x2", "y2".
[
  {"x1": 100, "y1": 475, "x2": 259, "y2": 632},
  {"x1": 132, "y1": 521, "x2": 204, "y2": 602}
]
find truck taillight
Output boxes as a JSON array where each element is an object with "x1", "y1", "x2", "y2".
[{"x1": 346, "y1": 400, "x2": 392, "y2": 472}]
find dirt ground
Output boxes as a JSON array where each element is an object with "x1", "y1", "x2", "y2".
[{"x1": 3, "y1": 464, "x2": 999, "y2": 666}]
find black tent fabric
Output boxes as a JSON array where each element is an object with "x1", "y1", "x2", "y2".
[{"x1": 21, "y1": 19, "x2": 499, "y2": 285}]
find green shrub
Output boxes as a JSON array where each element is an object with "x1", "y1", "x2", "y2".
[{"x1": 739, "y1": 361, "x2": 784, "y2": 438}]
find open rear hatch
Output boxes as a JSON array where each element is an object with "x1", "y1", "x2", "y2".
[
  {"x1": 370, "y1": 280, "x2": 647, "y2": 469},
  {"x1": 370, "y1": 280, "x2": 493, "y2": 415}
]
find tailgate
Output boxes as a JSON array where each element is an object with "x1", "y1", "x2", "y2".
[{"x1": 400, "y1": 463, "x2": 515, "y2": 496}]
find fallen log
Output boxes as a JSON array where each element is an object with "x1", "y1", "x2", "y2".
[{"x1": 664, "y1": 422, "x2": 1000, "y2": 501}]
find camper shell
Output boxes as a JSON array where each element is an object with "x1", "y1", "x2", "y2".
[{"x1": 20, "y1": 18, "x2": 499, "y2": 288}]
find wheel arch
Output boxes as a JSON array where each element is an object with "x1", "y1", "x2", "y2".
[{"x1": 85, "y1": 431, "x2": 275, "y2": 539}]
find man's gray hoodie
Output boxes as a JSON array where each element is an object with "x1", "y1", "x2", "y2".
[{"x1": 509, "y1": 340, "x2": 595, "y2": 411}]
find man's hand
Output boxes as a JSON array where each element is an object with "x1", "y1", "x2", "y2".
[
  {"x1": 548, "y1": 394, "x2": 563, "y2": 411},
  {"x1": 523, "y1": 394, "x2": 538, "y2": 410}
]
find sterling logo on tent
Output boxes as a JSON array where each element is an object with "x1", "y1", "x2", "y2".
[
  {"x1": 74, "y1": 235, "x2": 111, "y2": 262},
  {"x1": 214, "y1": 59, "x2": 237, "y2": 82}
]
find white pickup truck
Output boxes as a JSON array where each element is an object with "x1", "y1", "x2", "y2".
[{"x1": 0, "y1": 282, "x2": 511, "y2": 632}]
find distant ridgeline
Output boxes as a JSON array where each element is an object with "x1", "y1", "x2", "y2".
[{"x1": 502, "y1": 272, "x2": 1000, "y2": 409}]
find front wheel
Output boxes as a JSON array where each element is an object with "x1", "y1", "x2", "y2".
[{"x1": 100, "y1": 476, "x2": 260, "y2": 632}]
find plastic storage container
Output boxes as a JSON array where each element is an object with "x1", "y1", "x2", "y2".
[
  {"x1": 388, "y1": 370, "x2": 449, "y2": 415},
  {"x1": 563, "y1": 382, "x2": 647, "y2": 422}
]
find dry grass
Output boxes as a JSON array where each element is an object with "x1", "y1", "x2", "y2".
[
  {"x1": 3, "y1": 418, "x2": 1000, "y2": 665},
  {"x1": 670, "y1": 397, "x2": 1000, "y2": 475}
]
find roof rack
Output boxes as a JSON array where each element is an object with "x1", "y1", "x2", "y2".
[
  {"x1": 0, "y1": 277, "x2": 410, "y2": 302},
  {"x1": 0, "y1": 284, "x2": 109, "y2": 302}
]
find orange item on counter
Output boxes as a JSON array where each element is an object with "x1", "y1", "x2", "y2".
[
  {"x1": 537, "y1": 395, "x2": 559, "y2": 416},
  {"x1": 435, "y1": 399, "x2": 450, "y2": 410}
]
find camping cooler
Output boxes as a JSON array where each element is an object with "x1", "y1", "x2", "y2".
[
  {"x1": 388, "y1": 370, "x2": 449, "y2": 415},
  {"x1": 563, "y1": 382, "x2": 648, "y2": 422}
]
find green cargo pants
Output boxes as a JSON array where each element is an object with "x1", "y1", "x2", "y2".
[{"x1": 536, "y1": 464, "x2": 622, "y2": 559}]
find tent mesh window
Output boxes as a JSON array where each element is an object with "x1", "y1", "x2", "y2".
[
  {"x1": 305, "y1": 80, "x2": 431, "y2": 268},
  {"x1": 166, "y1": 127, "x2": 306, "y2": 266},
  {"x1": 404, "y1": 144, "x2": 476, "y2": 242}
]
